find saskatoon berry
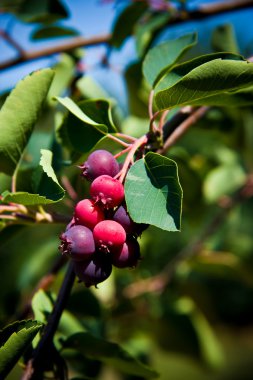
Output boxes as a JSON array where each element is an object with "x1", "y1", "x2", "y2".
[
  {"x1": 113, "y1": 205, "x2": 135, "y2": 234},
  {"x1": 79, "y1": 149, "x2": 119, "y2": 181},
  {"x1": 93, "y1": 220, "x2": 126, "y2": 253},
  {"x1": 74, "y1": 199, "x2": 104, "y2": 230},
  {"x1": 59, "y1": 225, "x2": 95, "y2": 261},
  {"x1": 90, "y1": 175, "x2": 124, "y2": 209},
  {"x1": 66, "y1": 217, "x2": 76, "y2": 230},
  {"x1": 74, "y1": 255, "x2": 112, "y2": 287},
  {"x1": 112, "y1": 237, "x2": 140, "y2": 268}
]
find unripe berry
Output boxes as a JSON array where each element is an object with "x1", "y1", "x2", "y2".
[
  {"x1": 79, "y1": 149, "x2": 119, "y2": 181},
  {"x1": 90, "y1": 175, "x2": 124, "y2": 209},
  {"x1": 74, "y1": 199, "x2": 104, "y2": 230},
  {"x1": 59, "y1": 225, "x2": 95, "y2": 261},
  {"x1": 93, "y1": 220, "x2": 126, "y2": 253},
  {"x1": 112, "y1": 237, "x2": 141, "y2": 268},
  {"x1": 74, "y1": 255, "x2": 112, "y2": 287}
]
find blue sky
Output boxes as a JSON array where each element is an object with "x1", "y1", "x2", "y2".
[{"x1": 1, "y1": 0, "x2": 253, "y2": 97}]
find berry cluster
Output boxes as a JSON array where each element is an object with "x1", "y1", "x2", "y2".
[{"x1": 59, "y1": 150, "x2": 146, "y2": 287}]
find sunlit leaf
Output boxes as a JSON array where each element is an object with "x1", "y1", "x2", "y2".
[
  {"x1": 125, "y1": 152, "x2": 182, "y2": 231},
  {"x1": 0, "y1": 69, "x2": 54, "y2": 175},
  {"x1": 143, "y1": 33, "x2": 197, "y2": 86}
]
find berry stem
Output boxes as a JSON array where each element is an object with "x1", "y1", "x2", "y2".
[
  {"x1": 107, "y1": 134, "x2": 130, "y2": 148},
  {"x1": 23, "y1": 261, "x2": 75, "y2": 380},
  {"x1": 115, "y1": 133, "x2": 137, "y2": 142},
  {"x1": 119, "y1": 134, "x2": 148, "y2": 183},
  {"x1": 114, "y1": 146, "x2": 131, "y2": 159}
]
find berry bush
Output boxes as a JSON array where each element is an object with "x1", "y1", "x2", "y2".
[{"x1": 1, "y1": 1, "x2": 253, "y2": 380}]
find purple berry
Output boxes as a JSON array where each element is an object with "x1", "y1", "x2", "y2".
[
  {"x1": 74, "y1": 255, "x2": 112, "y2": 287},
  {"x1": 113, "y1": 205, "x2": 135, "y2": 234},
  {"x1": 59, "y1": 225, "x2": 95, "y2": 261},
  {"x1": 112, "y1": 238, "x2": 140, "y2": 268},
  {"x1": 79, "y1": 150, "x2": 119, "y2": 181}
]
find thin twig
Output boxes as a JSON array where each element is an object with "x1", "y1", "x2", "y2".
[{"x1": 158, "y1": 106, "x2": 209, "y2": 154}]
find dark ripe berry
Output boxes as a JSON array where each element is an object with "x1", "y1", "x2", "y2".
[
  {"x1": 90, "y1": 175, "x2": 124, "y2": 209},
  {"x1": 74, "y1": 255, "x2": 112, "y2": 287},
  {"x1": 113, "y1": 205, "x2": 135, "y2": 234},
  {"x1": 93, "y1": 220, "x2": 126, "y2": 253},
  {"x1": 79, "y1": 149, "x2": 119, "y2": 181},
  {"x1": 74, "y1": 199, "x2": 104, "y2": 230},
  {"x1": 112, "y1": 237, "x2": 141, "y2": 268},
  {"x1": 59, "y1": 225, "x2": 95, "y2": 261}
]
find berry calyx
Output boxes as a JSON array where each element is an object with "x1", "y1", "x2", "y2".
[
  {"x1": 112, "y1": 237, "x2": 140, "y2": 268},
  {"x1": 90, "y1": 175, "x2": 124, "y2": 209},
  {"x1": 79, "y1": 149, "x2": 119, "y2": 181},
  {"x1": 74, "y1": 199, "x2": 104, "y2": 230},
  {"x1": 74, "y1": 255, "x2": 112, "y2": 287},
  {"x1": 93, "y1": 220, "x2": 126, "y2": 253},
  {"x1": 59, "y1": 225, "x2": 95, "y2": 261}
]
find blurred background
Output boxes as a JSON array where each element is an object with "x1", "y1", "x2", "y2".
[{"x1": 1, "y1": 1, "x2": 253, "y2": 379}]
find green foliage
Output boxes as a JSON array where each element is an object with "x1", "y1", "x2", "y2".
[
  {"x1": 0, "y1": 320, "x2": 42, "y2": 378},
  {"x1": 143, "y1": 32, "x2": 197, "y2": 87},
  {"x1": 110, "y1": 2, "x2": 148, "y2": 48},
  {"x1": 63, "y1": 332, "x2": 159, "y2": 378},
  {"x1": 125, "y1": 152, "x2": 182, "y2": 231},
  {"x1": 2, "y1": 3, "x2": 253, "y2": 380},
  {"x1": 0, "y1": 68, "x2": 54, "y2": 175},
  {"x1": 32, "y1": 25, "x2": 79, "y2": 40},
  {"x1": 154, "y1": 53, "x2": 253, "y2": 110}
]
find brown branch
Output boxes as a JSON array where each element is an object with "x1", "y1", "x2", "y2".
[
  {"x1": 123, "y1": 174, "x2": 253, "y2": 299},
  {"x1": 0, "y1": 29, "x2": 25, "y2": 56},
  {"x1": 158, "y1": 106, "x2": 209, "y2": 154},
  {"x1": 0, "y1": 33, "x2": 111, "y2": 71}
]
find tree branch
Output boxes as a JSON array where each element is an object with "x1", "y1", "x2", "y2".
[
  {"x1": 0, "y1": 33, "x2": 111, "y2": 71},
  {"x1": 22, "y1": 261, "x2": 76, "y2": 380}
]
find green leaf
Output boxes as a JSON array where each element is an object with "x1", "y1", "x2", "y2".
[
  {"x1": 135, "y1": 12, "x2": 171, "y2": 57},
  {"x1": 32, "y1": 25, "x2": 79, "y2": 40},
  {"x1": 0, "y1": 68, "x2": 54, "y2": 175},
  {"x1": 111, "y1": 2, "x2": 148, "y2": 48},
  {"x1": 57, "y1": 98, "x2": 116, "y2": 154},
  {"x1": 154, "y1": 54, "x2": 253, "y2": 110},
  {"x1": 56, "y1": 97, "x2": 108, "y2": 134},
  {"x1": 0, "y1": 320, "x2": 42, "y2": 378},
  {"x1": 189, "y1": 86, "x2": 253, "y2": 107},
  {"x1": 1, "y1": 149, "x2": 65, "y2": 205},
  {"x1": 125, "y1": 61, "x2": 149, "y2": 117},
  {"x1": 18, "y1": 0, "x2": 68, "y2": 23},
  {"x1": 143, "y1": 33, "x2": 197, "y2": 87},
  {"x1": 125, "y1": 152, "x2": 183, "y2": 231},
  {"x1": 211, "y1": 23, "x2": 239, "y2": 54},
  {"x1": 63, "y1": 332, "x2": 159, "y2": 378}
]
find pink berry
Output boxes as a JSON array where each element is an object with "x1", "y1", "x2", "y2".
[
  {"x1": 112, "y1": 238, "x2": 140, "y2": 268},
  {"x1": 59, "y1": 225, "x2": 95, "y2": 261},
  {"x1": 90, "y1": 175, "x2": 124, "y2": 209},
  {"x1": 93, "y1": 220, "x2": 126, "y2": 253},
  {"x1": 74, "y1": 199, "x2": 104, "y2": 230},
  {"x1": 79, "y1": 149, "x2": 119, "y2": 181}
]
